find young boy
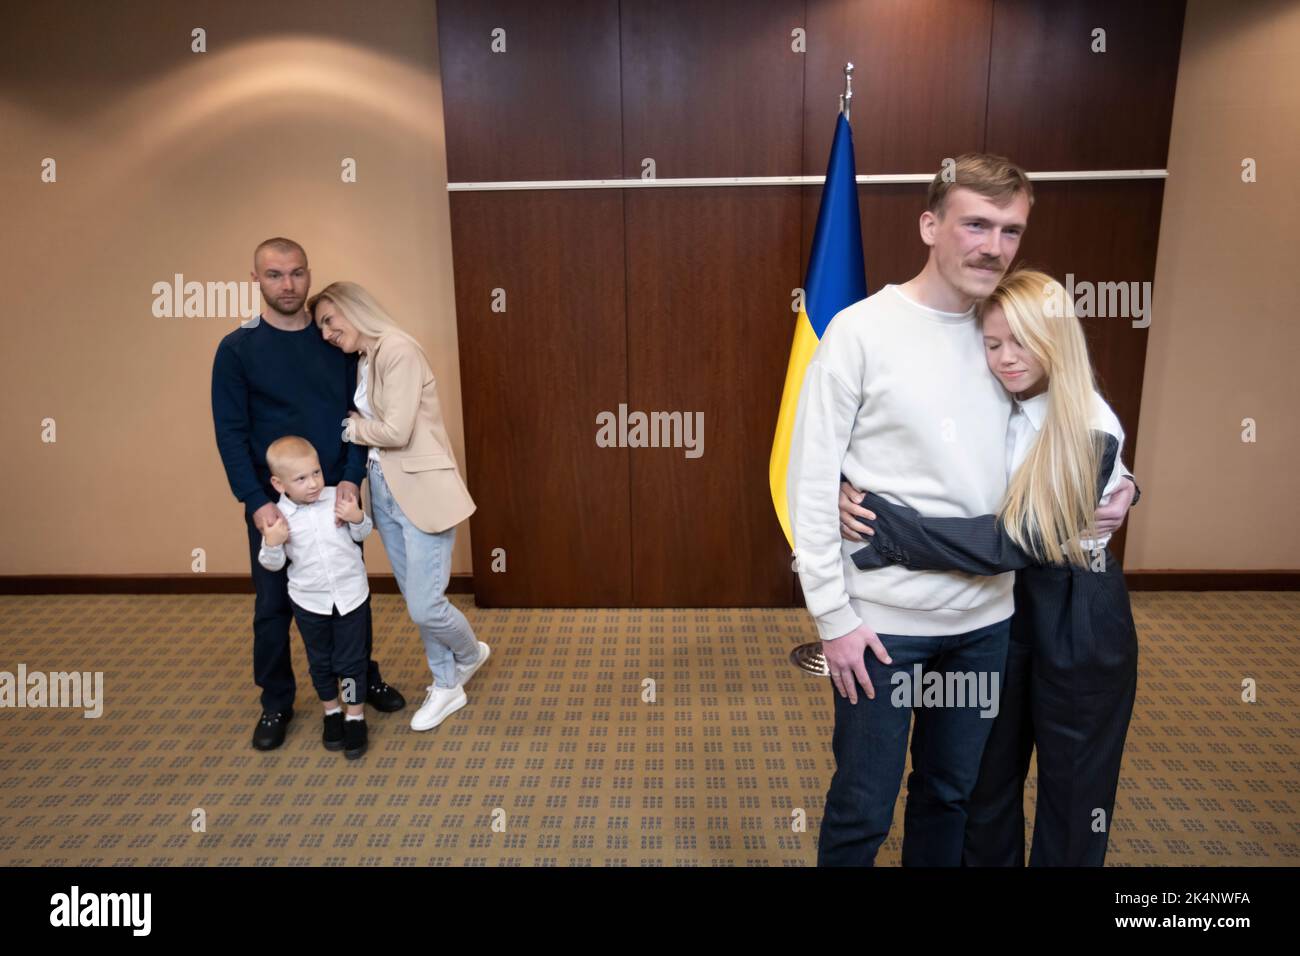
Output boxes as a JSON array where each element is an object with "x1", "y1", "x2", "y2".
[{"x1": 258, "y1": 435, "x2": 373, "y2": 759}]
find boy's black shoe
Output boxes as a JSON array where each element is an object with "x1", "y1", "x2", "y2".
[
  {"x1": 322, "y1": 712, "x2": 345, "y2": 751},
  {"x1": 252, "y1": 709, "x2": 293, "y2": 751},
  {"x1": 366, "y1": 681, "x2": 406, "y2": 712},
  {"x1": 343, "y1": 718, "x2": 368, "y2": 760}
]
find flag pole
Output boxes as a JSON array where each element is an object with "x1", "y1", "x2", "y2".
[
  {"x1": 790, "y1": 61, "x2": 857, "y2": 677},
  {"x1": 838, "y1": 61, "x2": 854, "y2": 121}
]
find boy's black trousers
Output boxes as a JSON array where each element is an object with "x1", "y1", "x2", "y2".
[
  {"x1": 245, "y1": 512, "x2": 384, "y2": 714},
  {"x1": 289, "y1": 596, "x2": 370, "y2": 704}
]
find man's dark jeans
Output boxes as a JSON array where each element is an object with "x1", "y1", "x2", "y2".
[
  {"x1": 245, "y1": 511, "x2": 383, "y2": 715},
  {"x1": 817, "y1": 617, "x2": 1011, "y2": 866}
]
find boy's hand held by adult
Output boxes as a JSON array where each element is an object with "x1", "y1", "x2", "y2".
[
  {"x1": 336, "y1": 492, "x2": 364, "y2": 525},
  {"x1": 336, "y1": 480, "x2": 361, "y2": 526},
  {"x1": 252, "y1": 502, "x2": 284, "y2": 535},
  {"x1": 262, "y1": 514, "x2": 289, "y2": 547}
]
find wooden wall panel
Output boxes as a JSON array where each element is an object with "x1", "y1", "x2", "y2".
[
  {"x1": 986, "y1": 0, "x2": 1185, "y2": 170},
  {"x1": 626, "y1": 188, "x2": 801, "y2": 606},
  {"x1": 804, "y1": 0, "x2": 993, "y2": 174},
  {"x1": 439, "y1": 0, "x2": 1185, "y2": 605},
  {"x1": 621, "y1": 0, "x2": 804, "y2": 178},
  {"x1": 438, "y1": 0, "x2": 622, "y2": 181},
  {"x1": 450, "y1": 190, "x2": 632, "y2": 606},
  {"x1": 621, "y1": 1, "x2": 804, "y2": 605}
]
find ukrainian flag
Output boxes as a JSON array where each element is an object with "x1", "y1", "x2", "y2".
[{"x1": 769, "y1": 112, "x2": 867, "y2": 549}]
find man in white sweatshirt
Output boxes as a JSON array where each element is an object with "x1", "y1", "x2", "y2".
[{"x1": 789, "y1": 153, "x2": 1135, "y2": 866}]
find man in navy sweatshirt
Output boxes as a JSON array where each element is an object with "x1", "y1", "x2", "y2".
[{"x1": 212, "y1": 237, "x2": 406, "y2": 750}]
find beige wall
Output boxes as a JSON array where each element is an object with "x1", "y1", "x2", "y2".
[
  {"x1": 0, "y1": 0, "x2": 473, "y2": 576},
  {"x1": 2, "y1": 0, "x2": 1296, "y2": 579},
  {"x1": 1124, "y1": 0, "x2": 1300, "y2": 570}
]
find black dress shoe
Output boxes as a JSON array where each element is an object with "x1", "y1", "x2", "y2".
[
  {"x1": 366, "y1": 681, "x2": 406, "y2": 712},
  {"x1": 343, "y1": 718, "x2": 368, "y2": 760},
  {"x1": 322, "y1": 712, "x2": 345, "y2": 751},
  {"x1": 252, "y1": 709, "x2": 293, "y2": 751}
]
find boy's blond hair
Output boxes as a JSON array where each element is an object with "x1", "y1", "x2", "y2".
[
  {"x1": 266, "y1": 436, "x2": 319, "y2": 478},
  {"x1": 927, "y1": 153, "x2": 1034, "y2": 217}
]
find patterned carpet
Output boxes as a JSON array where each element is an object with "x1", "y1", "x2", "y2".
[{"x1": 1, "y1": 591, "x2": 1296, "y2": 866}]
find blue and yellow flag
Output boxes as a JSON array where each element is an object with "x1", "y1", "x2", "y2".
[{"x1": 769, "y1": 112, "x2": 867, "y2": 549}]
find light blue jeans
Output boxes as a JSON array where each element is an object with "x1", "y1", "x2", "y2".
[{"x1": 367, "y1": 458, "x2": 479, "y2": 688}]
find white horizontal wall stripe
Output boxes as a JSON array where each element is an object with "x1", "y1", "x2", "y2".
[{"x1": 446, "y1": 169, "x2": 1168, "y2": 192}]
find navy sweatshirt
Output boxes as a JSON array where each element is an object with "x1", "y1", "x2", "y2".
[{"x1": 211, "y1": 316, "x2": 368, "y2": 516}]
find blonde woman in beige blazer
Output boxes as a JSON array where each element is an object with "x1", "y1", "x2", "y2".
[{"x1": 308, "y1": 281, "x2": 488, "y2": 732}]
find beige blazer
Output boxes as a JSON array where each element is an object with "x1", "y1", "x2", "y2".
[{"x1": 348, "y1": 331, "x2": 475, "y2": 534}]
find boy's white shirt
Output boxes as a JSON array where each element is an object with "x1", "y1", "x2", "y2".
[
  {"x1": 257, "y1": 485, "x2": 372, "y2": 615},
  {"x1": 788, "y1": 284, "x2": 1016, "y2": 640}
]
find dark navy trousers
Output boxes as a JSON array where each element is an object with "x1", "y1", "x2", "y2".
[{"x1": 818, "y1": 617, "x2": 1012, "y2": 866}]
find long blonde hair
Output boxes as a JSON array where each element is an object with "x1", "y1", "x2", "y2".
[
  {"x1": 307, "y1": 281, "x2": 425, "y2": 359},
  {"x1": 980, "y1": 269, "x2": 1103, "y2": 567}
]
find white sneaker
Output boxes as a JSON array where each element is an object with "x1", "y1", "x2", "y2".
[
  {"x1": 456, "y1": 641, "x2": 491, "y2": 685},
  {"x1": 410, "y1": 683, "x2": 467, "y2": 731}
]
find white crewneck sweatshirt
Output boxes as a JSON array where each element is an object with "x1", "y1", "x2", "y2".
[{"x1": 788, "y1": 284, "x2": 1014, "y2": 639}]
